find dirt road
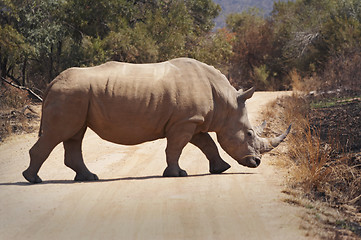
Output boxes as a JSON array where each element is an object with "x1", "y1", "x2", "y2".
[{"x1": 0, "y1": 91, "x2": 310, "y2": 240}]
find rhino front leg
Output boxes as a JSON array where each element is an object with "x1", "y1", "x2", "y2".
[
  {"x1": 190, "y1": 132, "x2": 230, "y2": 174},
  {"x1": 163, "y1": 148, "x2": 188, "y2": 177},
  {"x1": 163, "y1": 123, "x2": 196, "y2": 177}
]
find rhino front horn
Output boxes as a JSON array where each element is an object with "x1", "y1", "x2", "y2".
[{"x1": 260, "y1": 124, "x2": 292, "y2": 153}]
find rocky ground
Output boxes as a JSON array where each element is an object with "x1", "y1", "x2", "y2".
[
  {"x1": 0, "y1": 105, "x2": 41, "y2": 142},
  {"x1": 0, "y1": 84, "x2": 41, "y2": 142}
]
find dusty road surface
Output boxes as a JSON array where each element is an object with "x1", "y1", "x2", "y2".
[{"x1": 0, "y1": 91, "x2": 310, "y2": 240}]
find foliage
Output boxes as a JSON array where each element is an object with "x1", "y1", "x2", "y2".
[
  {"x1": 213, "y1": 0, "x2": 291, "y2": 29},
  {"x1": 226, "y1": 8, "x2": 275, "y2": 90},
  {"x1": 190, "y1": 28, "x2": 233, "y2": 73},
  {"x1": 225, "y1": 0, "x2": 361, "y2": 90},
  {"x1": 1, "y1": 0, "x2": 360, "y2": 93},
  {"x1": 0, "y1": 0, "x2": 228, "y2": 91}
]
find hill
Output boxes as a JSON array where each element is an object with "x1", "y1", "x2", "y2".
[{"x1": 213, "y1": 0, "x2": 290, "y2": 28}]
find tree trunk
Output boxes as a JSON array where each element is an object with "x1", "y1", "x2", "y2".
[
  {"x1": 49, "y1": 44, "x2": 54, "y2": 83},
  {"x1": 0, "y1": 56, "x2": 8, "y2": 87},
  {"x1": 56, "y1": 41, "x2": 62, "y2": 75},
  {"x1": 22, "y1": 57, "x2": 27, "y2": 86}
]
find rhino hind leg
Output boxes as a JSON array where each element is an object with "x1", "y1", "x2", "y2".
[
  {"x1": 23, "y1": 93, "x2": 90, "y2": 183},
  {"x1": 190, "y1": 132, "x2": 231, "y2": 174},
  {"x1": 23, "y1": 135, "x2": 62, "y2": 183},
  {"x1": 63, "y1": 126, "x2": 98, "y2": 182}
]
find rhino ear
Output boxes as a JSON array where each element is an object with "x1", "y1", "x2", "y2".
[{"x1": 237, "y1": 87, "x2": 255, "y2": 102}]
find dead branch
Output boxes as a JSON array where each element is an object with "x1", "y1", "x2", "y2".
[
  {"x1": 21, "y1": 105, "x2": 39, "y2": 115},
  {"x1": 349, "y1": 194, "x2": 361, "y2": 205},
  {"x1": 1, "y1": 77, "x2": 43, "y2": 102}
]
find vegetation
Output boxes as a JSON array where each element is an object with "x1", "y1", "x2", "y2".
[
  {"x1": 1, "y1": 0, "x2": 360, "y2": 93},
  {"x1": 262, "y1": 84, "x2": 361, "y2": 237},
  {"x1": 0, "y1": 0, "x2": 229, "y2": 91},
  {"x1": 213, "y1": 0, "x2": 291, "y2": 29},
  {"x1": 226, "y1": 0, "x2": 361, "y2": 90}
]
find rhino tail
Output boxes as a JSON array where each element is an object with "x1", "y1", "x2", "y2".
[
  {"x1": 38, "y1": 78, "x2": 59, "y2": 137},
  {"x1": 38, "y1": 116, "x2": 43, "y2": 137}
]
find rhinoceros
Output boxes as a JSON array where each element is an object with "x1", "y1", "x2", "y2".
[{"x1": 23, "y1": 58, "x2": 290, "y2": 183}]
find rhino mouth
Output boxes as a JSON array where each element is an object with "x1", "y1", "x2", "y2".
[{"x1": 238, "y1": 155, "x2": 261, "y2": 168}]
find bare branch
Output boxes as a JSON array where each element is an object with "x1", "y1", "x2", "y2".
[
  {"x1": 1, "y1": 77, "x2": 43, "y2": 102},
  {"x1": 284, "y1": 31, "x2": 320, "y2": 59}
]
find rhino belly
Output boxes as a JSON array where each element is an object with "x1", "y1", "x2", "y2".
[
  {"x1": 86, "y1": 100, "x2": 170, "y2": 145},
  {"x1": 87, "y1": 119, "x2": 165, "y2": 145}
]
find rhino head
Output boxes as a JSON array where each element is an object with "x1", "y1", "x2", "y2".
[{"x1": 216, "y1": 87, "x2": 291, "y2": 168}]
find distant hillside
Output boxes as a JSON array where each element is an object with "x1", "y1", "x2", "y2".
[{"x1": 213, "y1": 0, "x2": 290, "y2": 28}]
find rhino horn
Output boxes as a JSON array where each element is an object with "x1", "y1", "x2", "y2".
[
  {"x1": 237, "y1": 87, "x2": 255, "y2": 102},
  {"x1": 254, "y1": 120, "x2": 267, "y2": 136},
  {"x1": 259, "y1": 124, "x2": 292, "y2": 153}
]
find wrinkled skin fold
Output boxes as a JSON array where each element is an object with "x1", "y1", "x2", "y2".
[{"x1": 22, "y1": 58, "x2": 290, "y2": 183}]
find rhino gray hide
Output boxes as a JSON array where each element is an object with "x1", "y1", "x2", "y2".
[{"x1": 23, "y1": 58, "x2": 291, "y2": 183}]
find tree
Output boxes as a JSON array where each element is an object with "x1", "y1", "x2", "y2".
[
  {"x1": 1, "y1": 0, "x2": 226, "y2": 92},
  {"x1": 320, "y1": 0, "x2": 361, "y2": 56},
  {"x1": 270, "y1": 0, "x2": 339, "y2": 75},
  {"x1": 191, "y1": 28, "x2": 233, "y2": 73},
  {"x1": 227, "y1": 8, "x2": 274, "y2": 90},
  {"x1": 19, "y1": 0, "x2": 67, "y2": 83},
  {"x1": 0, "y1": 0, "x2": 30, "y2": 86}
]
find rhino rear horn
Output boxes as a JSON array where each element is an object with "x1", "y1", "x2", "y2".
[
  {"x1": 260, "y1": 124, "x2": 291, "y2": 153},
  {"x1": 254, "y1": 120, "x2": 267, "y2": 136}
]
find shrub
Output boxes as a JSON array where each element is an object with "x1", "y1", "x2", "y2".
[
  {"x1": 0, "y1": 84, "x2": 30, "y2": 110},
  {"x1": 264, "y1": 94, "x2": 361, "y2": 207}
]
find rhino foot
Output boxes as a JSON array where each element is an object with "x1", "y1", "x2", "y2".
[
  {"x1": 74, "y1": 172, "x2": 99, "y2": 182},
  {"x1": 210, "y1": 161, "x2": 231, "y2": 174},
  {"x1": 163, "y1": 167, "x2": 188, "y2": 177},
  {"x1": 22, "y1": 170, "x2": 42, "y2": 184}
]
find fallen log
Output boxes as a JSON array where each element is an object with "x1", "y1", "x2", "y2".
[{"x1": 1, "y1": 76, "x2": 43, "y2": 102}]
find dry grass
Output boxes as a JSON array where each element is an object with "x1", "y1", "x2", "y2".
[
  {"x1": 264, "y1": 93, "x2": 360, "y2": 204},
  {"x1": 0, "y1": 85, "x2": 40, "y2": 142},
  {"x1": 264, "y1": 94, "x2": 333, "y2": 193},
  {"x1": 288, "y1": 125, "x2": 333, "y2": 192},
  {"x1": 0, "y1": 84, "x2": 30, "y2": 110},
  {"x1": 263, "y1": 93, "x2": 361, "y2": 238},
  {"x1": 290, "y1": 70, "x2": 320, "y2": 93}
]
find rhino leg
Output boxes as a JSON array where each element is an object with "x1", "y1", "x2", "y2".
[
  {"x1": 23, "y1": 91, "x2": 90, "y2": 183},
  {"x1": 63, "y1": 126, "x2": 98, "y2": 182},
  {"x1": 163, "y1": 123, "x2": 196, "y2": 177},
  {"x1": 23, "y1": 135, "x2": 61, "y2": 183},
  {"x1": 190, "y1": 132, "x2": 231, "y2": 174}
]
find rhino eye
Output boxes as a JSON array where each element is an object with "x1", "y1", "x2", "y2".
[{"x1": 247, "y1": 130, "x2": 253, "y2": 137}]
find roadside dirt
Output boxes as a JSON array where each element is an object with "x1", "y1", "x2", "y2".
[{"x1": 0, "y1": 91, "x2": 313, "y2": 239}]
